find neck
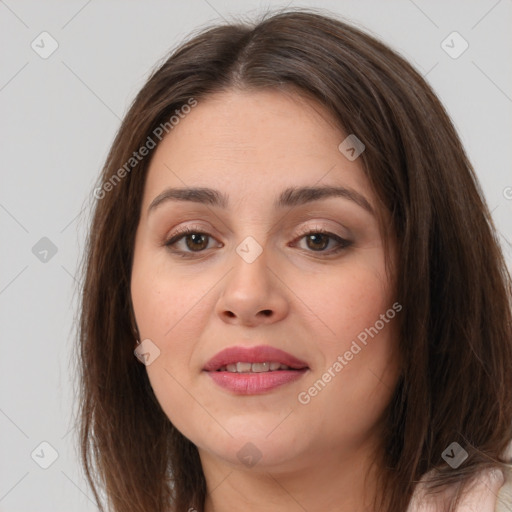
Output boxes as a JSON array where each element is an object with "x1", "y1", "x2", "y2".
[{"x1": 200, "y1": 440, "x2": 384, "y2": 512}]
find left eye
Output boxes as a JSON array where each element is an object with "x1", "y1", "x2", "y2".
[
  {"x1": 293, "y1": 230, "x2": 351, "y2": 253},
  {"x1": 164, "y1": 227, "x2": 351, "y2": 257}
]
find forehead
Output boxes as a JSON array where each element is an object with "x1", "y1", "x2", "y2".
[{"x1": 141, "y1": 88, "x2": 374, "y2": 213}]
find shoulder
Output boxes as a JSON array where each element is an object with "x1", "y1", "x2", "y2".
[
  {"x1": 496, "y1": 463, "x2": 512, "y2": 512},
  {"x1": 407, "y1": 465, "x2": 511, "y2": 512}
]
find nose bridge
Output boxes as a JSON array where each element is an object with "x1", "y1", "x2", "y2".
[
  {"x1": 235, "y1": 233, "x2": 266, "y2": 265},
  {"x1": 216, "y1": 232, "x2": 288, "y2": 324},
  {"x1": 228, "y1": 234, "x2": 271, "y2": 296}
]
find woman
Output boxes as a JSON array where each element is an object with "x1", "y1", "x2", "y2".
[{"x1": 76, "y1": 9, "x2": 512, "y2": 512}]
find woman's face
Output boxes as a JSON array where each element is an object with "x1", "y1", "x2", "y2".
[{"x1": 131, "y1": 88, "x2": 400, "y2": 473}]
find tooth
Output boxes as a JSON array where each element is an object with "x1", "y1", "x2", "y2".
[
  {"x1": 221, "y1": 361, "x2": 294, "y2": 373},
  {"x1": 251, "y1": 362, "x2": 270, "y2": 373},
  {"x1": 236, "y1": 362, "x2": 252, "y2": 373}
]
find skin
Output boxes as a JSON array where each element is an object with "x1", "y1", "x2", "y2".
[{"x1": 130, "y1": 88, "x2": 401, "y2": 511}]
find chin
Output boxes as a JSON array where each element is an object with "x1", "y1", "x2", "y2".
[{"x1": 191, "y1": 420, "x2": 305, "y2": 471}]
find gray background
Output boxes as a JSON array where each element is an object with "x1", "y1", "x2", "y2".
[{"x1": 1, "y1": 1, "x2": 511, "y2": 511}]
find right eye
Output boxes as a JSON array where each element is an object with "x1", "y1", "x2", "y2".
[{"x1": 164, "y1": 226, "x2": 222, "y2": 256}]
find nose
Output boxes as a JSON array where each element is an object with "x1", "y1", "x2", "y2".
[{"x1": 215, "y1": 244, "x2": 289, "y2": 327}]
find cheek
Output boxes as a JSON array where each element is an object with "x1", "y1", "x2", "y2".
[
  {"x1": 130, "y1": 248, "x2": 213, "y2": 405},
  {"x1": 131, "y1": 247, "x2": 205, "y2": 340},
  {"x1": 298, "y1": 320, "x2": 399, "y2": 453},
  {"x1": 293, "y1": 255, "x2": 392, "y2": 349},
  {"x1": 294, "y1": 257, "x2": 399, "y2": 432},
  {"x1": 131, "y1": 254, "x2": 209, "y2": 432}
]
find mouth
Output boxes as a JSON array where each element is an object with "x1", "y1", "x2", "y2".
[
  {"x1": 215, "y1": 362, "x2": 300, "y2": 373},
  {"x1": 203, "y1": 345, "x2": 309, "y2": 394}
]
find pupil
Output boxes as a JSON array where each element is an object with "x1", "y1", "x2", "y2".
[
  {"x1": 308, "y1": 233, "x2": 328, "y2": 251},
  {"x1": 187, "y1": 234, "x2": 207, "y2": 251}
]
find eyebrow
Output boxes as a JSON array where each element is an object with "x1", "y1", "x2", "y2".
[{"x1": 148, "y1": 185, "x2": 374, "y2": 215}]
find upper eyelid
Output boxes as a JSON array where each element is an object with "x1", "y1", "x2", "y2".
[
  {"x1": 167, "y1": 216, "x2": 351, "y2": 236},
  {"x1": 167, "y1": 224, "x2": 347, "y2": 240}
]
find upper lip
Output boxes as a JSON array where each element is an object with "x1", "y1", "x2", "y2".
[{"x1": 203, "y1": 345, "x2": 309, "y2": 371}]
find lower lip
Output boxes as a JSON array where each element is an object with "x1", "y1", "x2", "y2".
[{"x1": 205, "y1": 369, "x2": 308, "y2": 394}]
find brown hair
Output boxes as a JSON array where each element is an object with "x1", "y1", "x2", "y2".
[{"x1": 75, "y1": 8, "x2": 512, "y2": 512}]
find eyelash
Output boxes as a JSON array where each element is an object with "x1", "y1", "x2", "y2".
[{"x1": 163, "y1": 225, "x2": 352, "y2": 258}]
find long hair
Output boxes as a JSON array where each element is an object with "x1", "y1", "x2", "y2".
[{"x1": 75, "y1": 8, "x2": 512, "y2": 512}]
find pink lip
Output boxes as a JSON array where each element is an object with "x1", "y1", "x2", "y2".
[
  {"x1": 203, "y1": 345, "x2": 309, "y2": 395},
  {"x1": 203, "y1": 345, "x2": 309, "y2": 371}
]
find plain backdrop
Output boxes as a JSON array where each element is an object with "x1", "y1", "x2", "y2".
[{"x1": 1, "y1": 1, "x2": 511, "y2": 511}]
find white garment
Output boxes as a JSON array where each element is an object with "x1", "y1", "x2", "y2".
[{"x1": 406, "y1": 464, "x2": 512, "y2": 512}]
